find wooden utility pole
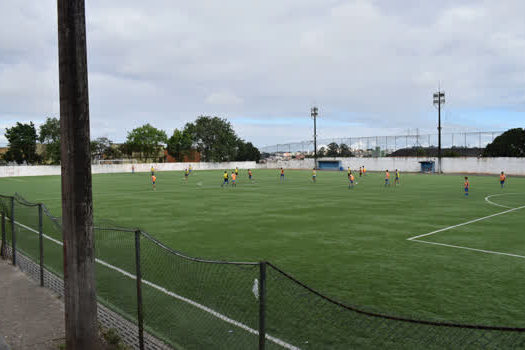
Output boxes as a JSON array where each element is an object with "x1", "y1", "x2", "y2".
[{"x1": 57, "y1": 1, "x2": 99, "y2": 349}]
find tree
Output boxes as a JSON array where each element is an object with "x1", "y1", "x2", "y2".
[
  {"x1": 326, "y1": 142, "x2": 339, "y2": 157},
  {"x1": 188, "y1": 116, "x2": 239, "y2": 162},
  {"x1": 3, "y1": 122, "x2": 39, "y2": 164},
  {"x1": 125, "y1": 124, "x2": 167, "y2": 161},
  {"x1": 167, "y1": 128, "x2": 194, "y2": 161},
  {"x1": 236, "y1": 140, "x2": 261, "y2": 161},
  {"x1": 39, "y1": 117, "x2": 61, "y2": 164},
  {"x1": 483, "y1": 128, "x2": 525, "y2": 157},
  {"x1": 339, "y1": 144, "x2": 353, "y2": 157},
  {"x1": 318, "y1": 147, "x2": 326, "y2": 157},
  {"x1": 90, "y1": 137, "x2": 121, "y2": 160}
]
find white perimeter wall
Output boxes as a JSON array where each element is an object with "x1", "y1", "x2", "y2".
[
  {"x1": 259, "y1": 157, "x2": 525, "y2": 175},
  {"x1": 1, "y1": 158, "x2": 524, "y2": 177}
]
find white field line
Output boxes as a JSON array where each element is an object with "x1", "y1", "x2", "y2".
[
  {"x1": 408, "y1": 193, "x2": 525, "y2": 259},
  {"x1": 411, "y1": 240, "x2": 525, "y2": 259},
  {"x1": 10, "y1": 219, "x2": 299, "y2": 350},
  {"x1": 407, "y1": 206, "x2": 525, "y2": 241},
  {"x1": 484, "y1": 193, "x2": 516, "y2": 209}
]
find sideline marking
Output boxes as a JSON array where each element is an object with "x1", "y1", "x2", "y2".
[
  {"x1": 10, "y1": 219, "x2": 299, "y2": 350},
  {"x1": 408, "y1": 193, "x2": 525, "y2": 259}
]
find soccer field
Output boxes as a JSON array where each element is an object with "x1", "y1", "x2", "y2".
[{"x1": 1, "y1": 169, "x2": 525, "y2": 348}]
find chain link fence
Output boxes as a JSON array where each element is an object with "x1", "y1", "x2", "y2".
[
  {"x1": 2, "y1": 193, "x2": 525, "y2": 349},
  {"x1": 260, "y1": 131, "x2": 504, "y2": 157}
]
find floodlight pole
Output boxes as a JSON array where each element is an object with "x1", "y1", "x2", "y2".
[
  {"x1": 57, "y1": 0, "x2": 99, "y2": 349},
  {"x1": 433, "y1": 90, "x2": 445, "y2": 173},
  {"x1": 311, "y1": 107, "x2": 318, "y2": 169}
]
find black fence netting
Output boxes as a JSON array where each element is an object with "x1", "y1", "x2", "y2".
[
  {"x1": 265, "y1": 262, "x2": 525, "y2": 349},
  {"x1": 2, "y1": 192, "x2": 525, "y2": 350},
  {"x1": 139, "y1": 231, "x2": 261, "y2": 349}
]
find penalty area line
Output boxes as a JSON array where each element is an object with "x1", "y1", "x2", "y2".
[
  {"x1": 410, "y1": 240, "x2": 525, "y2": 260},
  {"x1": 9, "y1": 219, "x2": 300, "y2": 350},
  {"x1": 407, "y1": 205, "x2": 525, "y2": 241}
]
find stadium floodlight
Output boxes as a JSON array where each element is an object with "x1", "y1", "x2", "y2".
[
  {"x1": 433, "y1": 91, "x2": 445, "y2": 173},
  {"x1": 311, "y1": 107, "x2": 319, "y2": 169}
]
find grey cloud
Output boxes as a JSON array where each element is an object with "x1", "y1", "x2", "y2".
[{"x1": 1, "y1": 0, "x2": 524, "y2": 147}]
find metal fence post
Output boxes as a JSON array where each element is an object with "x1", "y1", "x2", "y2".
[
  {"x1": 1, "y1": 211, "x2": 5, "y2": 259},
  {"x1": 39, "y1": 203, "x2": 44, "y2": 287},
  {"x1": 258, "y1": 261, "x2": 267, "y2": 350},
  {"x1": 135, "y1": 230, "x2": 145, "y2": 350},
  {"x1": 11, "y1": 197, "x2": 16, "y2": 266}
]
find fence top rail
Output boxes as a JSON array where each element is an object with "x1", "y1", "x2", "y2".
[
  {"x1": 140, "y1": 230, "x2": 259, "y2": 266},
  {"x1": 266, "y1": 262, "x2": 525, "y2": 332}
]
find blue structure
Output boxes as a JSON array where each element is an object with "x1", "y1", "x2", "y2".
[
  {"x1": 419, "y1": 161, "x2": 435, "y2": 173},
  {"x1": 318, "y1": 160, "x2": 342, "y2": 170}
]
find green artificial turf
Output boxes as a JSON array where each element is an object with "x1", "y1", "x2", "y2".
[{"x1": 1, "y1": 169, "x2": 525, "y2": 349}]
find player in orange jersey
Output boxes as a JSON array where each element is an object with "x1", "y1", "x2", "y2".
[
  {"x1": 464, "y1": 177, "x2": 469, "y2": 196},
  {"x1": 348, "y1": 172, "x2": 355, "y2": 189},
  {"x1": 384, "y1": 170, "x2": 390, "y2": 187},
  {"x1": 500, "y1": 171, "x2": 506, "y2": 188},
  {"x1": 151, "y1": 174, "x2": 157, "y2": 191}
]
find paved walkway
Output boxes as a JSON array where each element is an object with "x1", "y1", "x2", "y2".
[{"x1": 0, "y1": 259, "x2": 65, "y2": 350}]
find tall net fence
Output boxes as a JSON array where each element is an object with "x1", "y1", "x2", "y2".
[
  {"x1": 1, "y1": 193, "x2": 525, "y2": 349},
  {"x1": 260, "y1": 131, "x2": 503, "y2": 156}
]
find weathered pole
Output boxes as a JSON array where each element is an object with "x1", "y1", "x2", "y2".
[{"x1": 57, "y1": 1, "x2": 99, "y2": 349}]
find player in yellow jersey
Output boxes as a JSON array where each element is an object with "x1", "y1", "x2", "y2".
[
  {"x1": 235, "y1": 167, "x2": 239, "y2": 177},
  {"x1": 189, "y1": 165, "x2": 193, "y2": 174},
  {"x1": 395, "y1": 169, "x2": 400, "y2": 186},
  {"x1": 184, "y1": 168, "x2": 189, "y2": 182},
  {"x1": 312, "y1": 168, "x2": 317, "y2": 183},
  {"x1": 363, "y1": 166, "x2": 367, "y2": 176},
  {"x1": 151, "y1": 165, "x2": 155, "y2": 176},
  {"x1": 151, "y1": 174, "x2": 157, "y2": 191},
  {"x1": 500, "y1": 171, "x2": 506, "y2": 188},
  {"x1": 221, "y1": 171, "x2": 229, "y2": 187}
]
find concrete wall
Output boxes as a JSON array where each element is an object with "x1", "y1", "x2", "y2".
[
  {"x1": 259, "y1": 157, "x2": 525, "y2": 175},
  {"x1": 0, "y1": 161, "x2": 257, "y2": 178},
  {"x1": 1, "y1": 158, "x2": 523, "y2": 177}
]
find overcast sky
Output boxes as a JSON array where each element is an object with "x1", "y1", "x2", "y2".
[{"x1": 1, "y1": 0, "x2": 525, "y2": 147}]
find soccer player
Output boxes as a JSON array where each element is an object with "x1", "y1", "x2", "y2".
[
  {"x1": 248, "y1": 169, "x2": 253, "y2": 182},
  {"x1": 312, "y1": 168, "x2": 317, "y2": 183},
  {"x1": 151, "y1": 174, "x2": 157, "y2": 191},
  {"x1": 385, "y1": 170, "x2": 390, "y2": 186},
  {"x1": 500, "y1": 171, "x2": 506, "y2": 188},
  {"x1": 280, "y1": 168, "x2": 285, "y2": 183},
  {"x1": 151, "y1": 165, "x2": 155, "y2": 176},
  {"x1": 221, "y1": 171, "x2": 229, "y2": 187},
  {"x1": 363, "y1": 166, "x2": 367, "y2": 176},
  {"x1": 131, "y1": 165, "x2": 135, "y2": 174},
  {"x1": 464, "y1": 177, "x2": 469, "y2": 196},
  {"x1": 189, "y1": 165, "x2": 193, "y2": 174},
  {"x1": 184, "y1": 168, "x2": 189, "y2": 182},
  {"x1": 348, "y1": 172, "x2": 355, "y2": 189},
  {"x1": 395, "y1": 169, "x2": 400, "y2": 186},
  {"x1": 359, "y1": 166, "x2": 363, "y2": 177},
  {"x1": 347, "y1": 167, "x2": 352, "y2": 177},
  {"x1": 235, "y1": 167, "x2": 239, "y2": 177},
  {"x1": 231, "y1": 171, "x2": 237, "y2": 187}
]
